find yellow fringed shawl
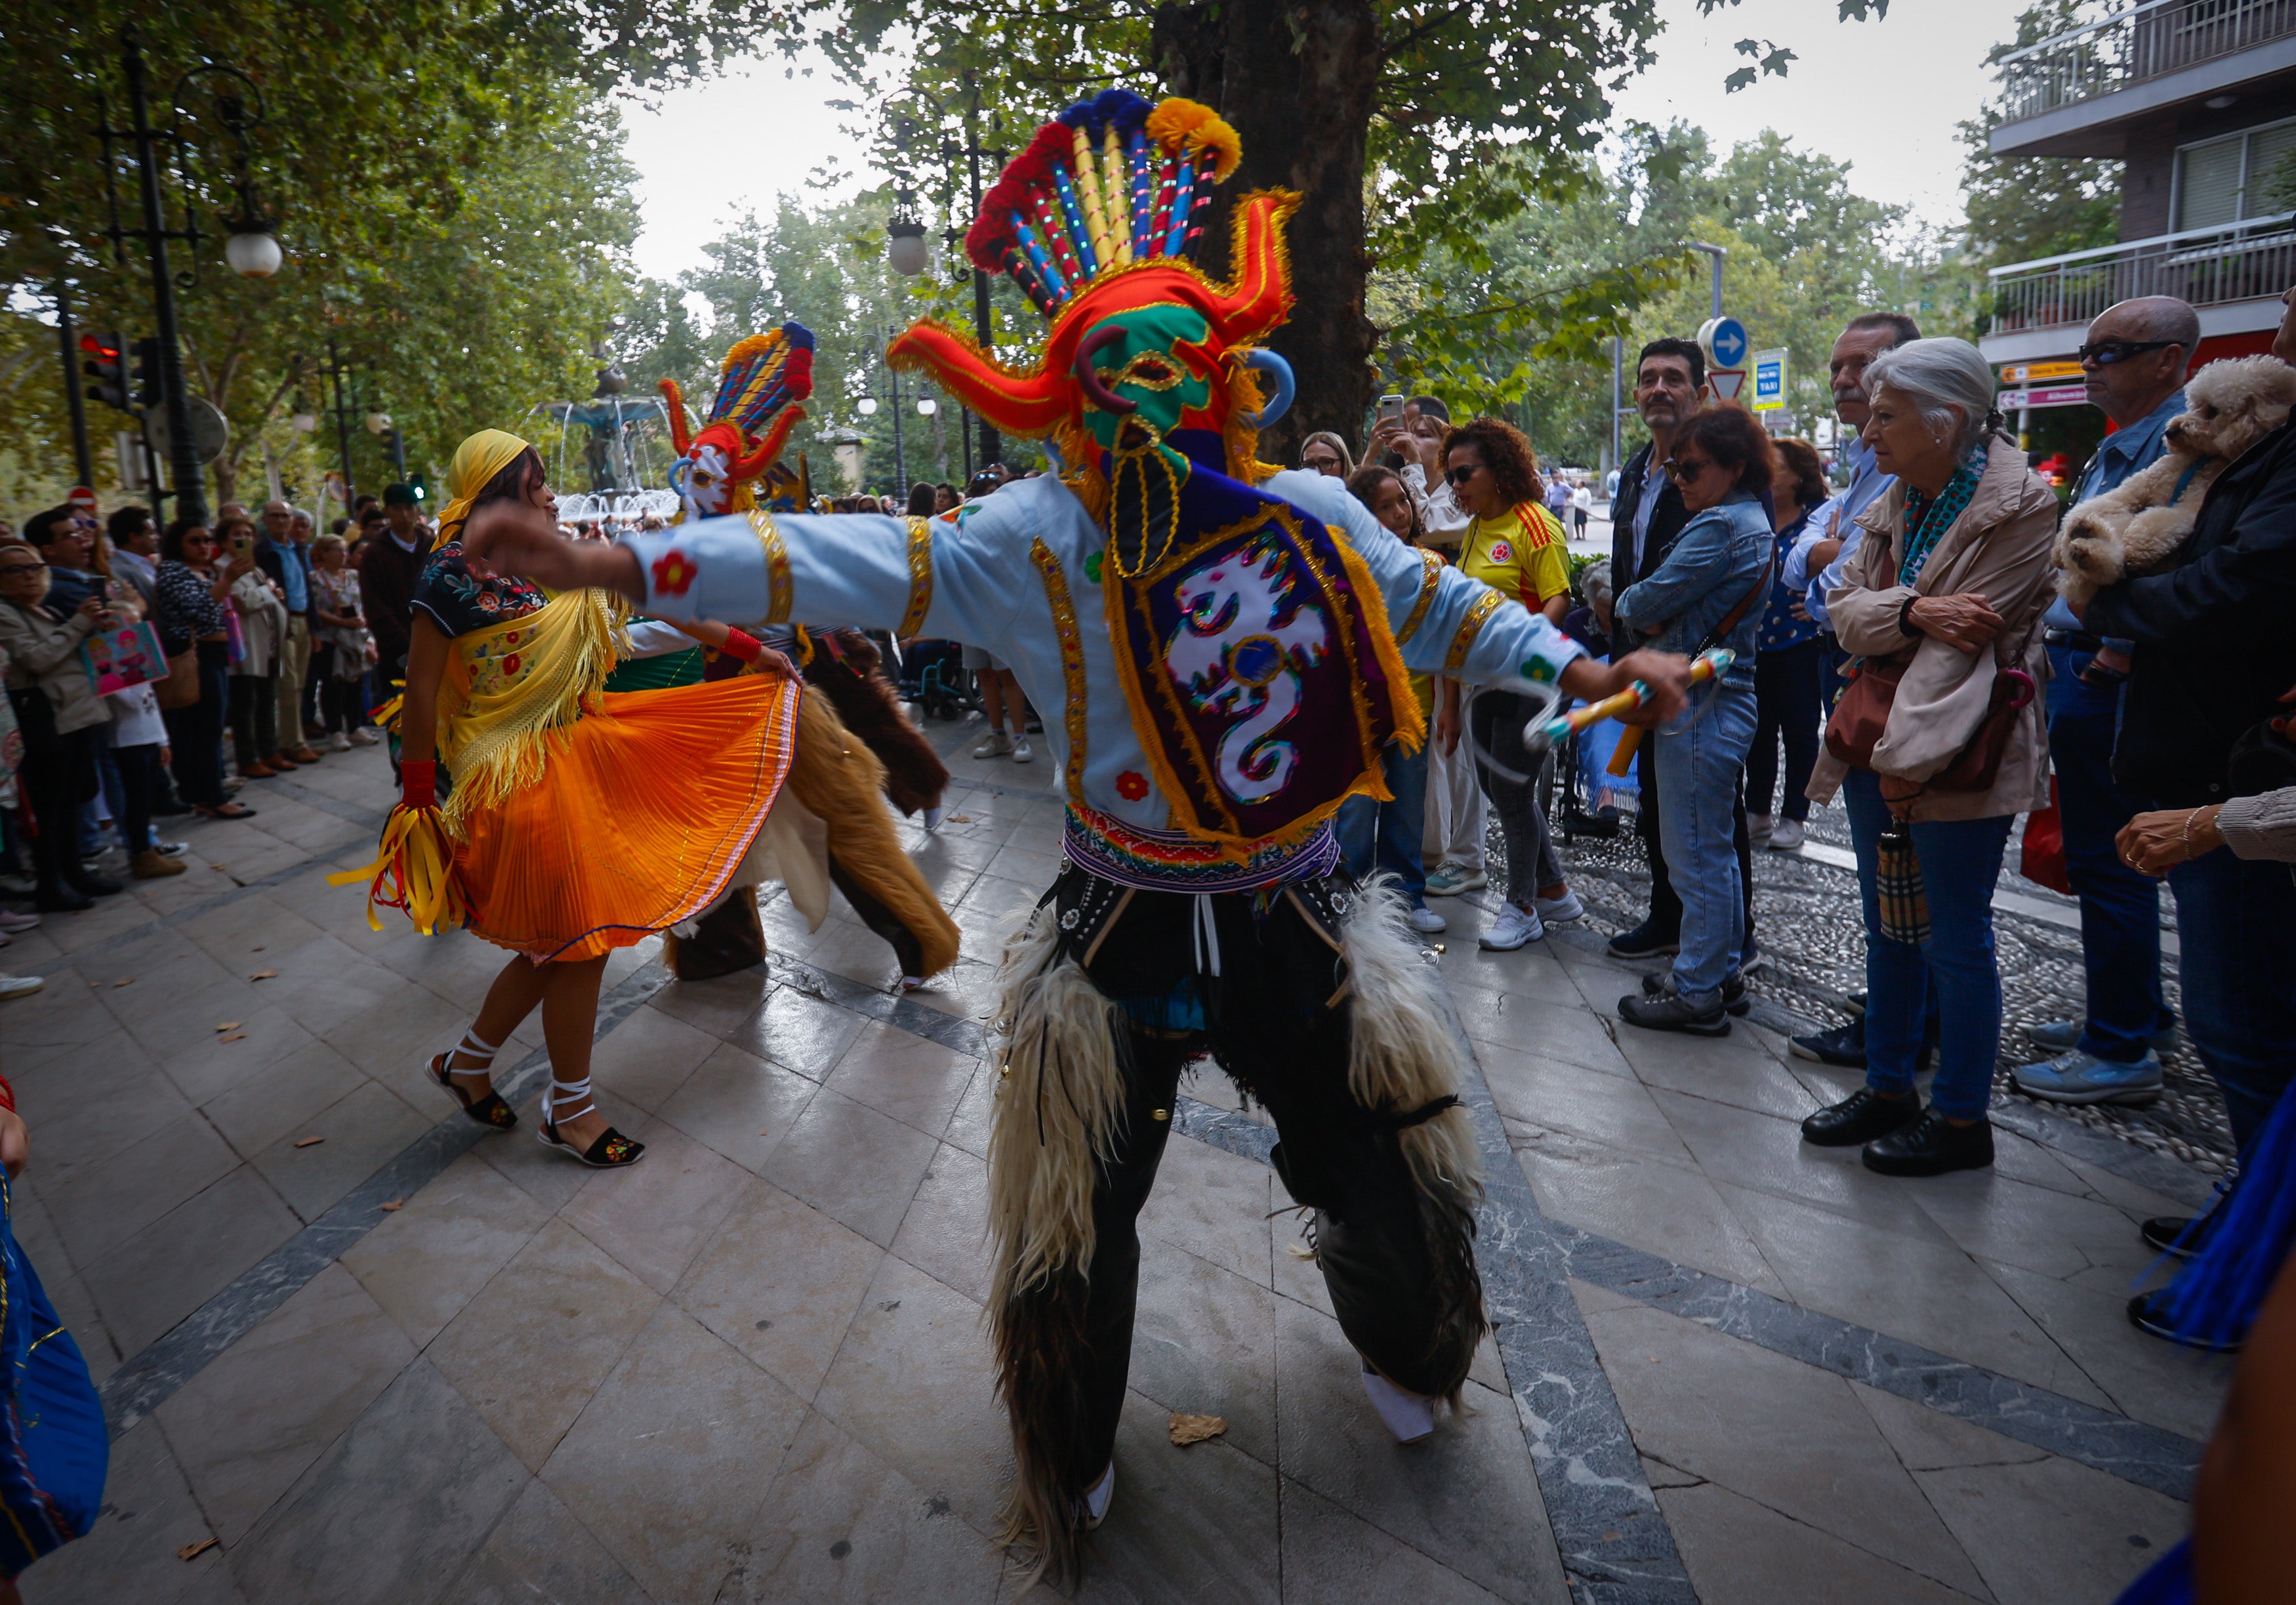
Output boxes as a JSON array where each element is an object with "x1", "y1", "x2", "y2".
[{"x1": 433, "y1": 589, "x2": 629, "y2": 833}]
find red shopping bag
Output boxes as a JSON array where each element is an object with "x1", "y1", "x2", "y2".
[{"x1": 2020, "y1": 778, "x2": 2072, "y2": 894}]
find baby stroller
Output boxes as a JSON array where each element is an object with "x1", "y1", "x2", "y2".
[{"x1": 896, "y1": 639, "x2": 974, "y2": 722}]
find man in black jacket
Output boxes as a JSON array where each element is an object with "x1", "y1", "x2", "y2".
[
  {"x1": 1607, "y1": 339, "x2": 1759, "y2": 966},
  {"x1": 2083, "y1": 280, "x2": 2296, "y2": 1172}
]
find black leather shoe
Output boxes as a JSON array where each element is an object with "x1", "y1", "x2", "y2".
[
  {"x1": 1792, "y1": 1018, "x2": 1867, "y2": 1068},
  {"x1": 1607, "y1": 921, "x2": 1680, "y2": 960},
  {"x1": 1643, "y1": 970, "x2": 1751, "y2": 1016},
  {"x1": 33, "y1": 887, "x2": 94, "y2": 914},
  {"x1": 1845, "y1": 990, "x2": 1868, "y2": 1016},
  {"x1": 2141, "y1": 1215, "x2": 2200, "y2": 1259},
  {"x1": 68, "y1": 873, "x2": 125, "y2": 898},
  {"x1": 1862, "y1": 1108, "x2": 1994, "y2": 1177},
  {"x1": 1801, "y1": 1087, "x2": 1922, "y2": 1148},
  {"x1": 2127, "y1": 1290, "x2": 2242, "y2": 1352},
  {"x1": 1617, "y1": 986, "x2": 1729, "y2": 1036}
]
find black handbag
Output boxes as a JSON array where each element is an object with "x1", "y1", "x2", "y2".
[{"x1": 2227, "y1": 717, "x2": 2296, "y2": 799}]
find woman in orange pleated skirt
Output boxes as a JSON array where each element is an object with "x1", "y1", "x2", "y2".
[{"x1": 359, "y1": 430, "x2": 802, "y2": 1169}]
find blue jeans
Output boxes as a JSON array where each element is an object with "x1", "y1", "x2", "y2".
[
  {"x1": 2047, "y1": 642, "x2": 2174, "y2": 1061},
  {"x1": 2162, "y1": 841, "x2": 2296, "y2": 1155},
  {"x1": 1844, "y1": 770, "x2": 2013, "y2": 1120},
  {"x1": 1337, "y1": 741, "x2": 1431, "y2": 909},
  {"x1": 1650, "y1": 678, "x2": 1757, "y2": 1001}
]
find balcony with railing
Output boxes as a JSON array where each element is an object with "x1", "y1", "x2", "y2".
[
  {"x1": 1997, "y1": 0, "x2": 2296, "y2": 132},
  {"x1": 1986, "y1": 211, "x2": 2296, "y2": 335}
]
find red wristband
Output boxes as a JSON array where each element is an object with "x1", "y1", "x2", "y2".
[
  {"x1": 400, "y1": 759, "x2": 437, "y2": 810},
  {"x1": 0, "y1": 1075, "x2": 15, "y2": 1114},
  {"x1": 720, "y1": 628, "x2": 764, "y2": 664}
]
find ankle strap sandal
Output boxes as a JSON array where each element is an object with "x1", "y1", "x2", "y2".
[
  {"x1": 429, "y1": 1029, "x2": 517, "y2": 1131},
  {"x1": 538, "y1": 1076, "x2": 645, "y2": 1168}
]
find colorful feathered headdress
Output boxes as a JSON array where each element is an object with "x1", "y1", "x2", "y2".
[
  {"x1": 887, "y1": 91, "x2": 1297, "y2": 479},
  {"x1": 663, "y1": 323, "x2": 815, "y2": 515}
]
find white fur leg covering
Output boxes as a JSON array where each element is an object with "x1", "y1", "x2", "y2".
[
  {"x1": 985, "y1": 909, "x2": 1130, "y2": 1310},
  {"x1": 1337, "y1": 875, "x2": 1484, "y2": 1204}
]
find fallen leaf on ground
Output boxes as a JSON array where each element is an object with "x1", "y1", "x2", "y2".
[
  {"x1": 293, "y1": 1135, "x2": 324, "y2": 1148},
  {"x1": 113, "y1": 978, "x2": 134, "y2": 987},
  {"x1": 178, "y1": 1538, "x2": 218, "y2": 1561},
  {"x1": 249, "y1": 969, "x2": 277, "y2": 980},
  {"x1": 1168, "y1": 1412, "x2": 1227, "y2": 1447},
  {"x1": 215, "y1": 1021, "x2": 241, "y2": 1032},
  {"x1": 251, "y1": 946, "x2": 265, "y2": 952},
  {"x1": 948, "y1": 814, "x2": 972, "y2": 823},
  {"x1": 209, "y1": 863, "x2": 226, "y2": 871},
  {"x1": 219, "y1": 1032, "x2": 247, "y2": 1043},
  {"x1": 379, "y1": 1199, "x2": 403, "y2": 1212}
]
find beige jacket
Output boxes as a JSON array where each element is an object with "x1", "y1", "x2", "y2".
[
  {"x1": 1809, "y1": 433, "x2": 2060, "y2": 822},
  {"x1": 230, "y1": 570, "x2": 289, "y2": 678},
  {"x1": 0, "y1": 599, "x2": 106, "y2": 736}
]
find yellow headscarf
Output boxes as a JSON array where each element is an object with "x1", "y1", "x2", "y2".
[{"x1": 436, "y1": 428, "x2": 535, "y2": 545}]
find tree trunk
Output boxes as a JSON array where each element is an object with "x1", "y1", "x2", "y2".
[{"x1": 1153, "y1": 0, "x2": 1382, "y2": 464}]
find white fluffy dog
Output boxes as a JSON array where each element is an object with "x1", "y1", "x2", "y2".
[{"x1": 2056, "y1": 354, "x2": 2296, "y2": 605}]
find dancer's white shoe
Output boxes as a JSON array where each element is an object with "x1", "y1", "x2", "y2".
[
  {"x1": 1361, "y1": 1363, "x2": 1436, "y2": 1443},
  {"x1": 1082, "y1": 1461, "x2": 1116, "y2": 1528}
]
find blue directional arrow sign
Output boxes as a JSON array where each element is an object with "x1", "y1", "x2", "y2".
[{"x1": 1707, "y1": 317, "x2": 1748, "y2": 369}]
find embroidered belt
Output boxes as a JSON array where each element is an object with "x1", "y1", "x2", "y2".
[{"x1": 1059, "y1": 804, "x2": 1340, "y2": 895}]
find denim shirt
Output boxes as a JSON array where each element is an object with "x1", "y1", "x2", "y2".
[{"x1": 1614, "y1": 490, "x2": 1773, "y2": 687}]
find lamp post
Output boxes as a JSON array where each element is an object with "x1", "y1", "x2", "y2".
[
  {"x1": 94, "y1": 28, "x2": 281, "y2": 526},
  {"x1": 883, "y1": 81, "x2": 1007, "y2": 476},
  {"x1": 318, "y1": 341, "x2": 358, "y2": 514},
  {"x1": 54, "y1": 283, "x2": 97, "y2": 489}
]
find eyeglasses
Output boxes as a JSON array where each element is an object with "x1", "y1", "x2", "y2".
[
  {"x1": 1663, "y1": 457, "x2": 1715, "y2": 483},
  {"x1": 0, "y1": 563, "x2": 49, "y2": 576},
  {"x1": 1303, "y1": 454, "x2": 1342, "y2": 470},
  {"x1": 2078, "y1": 339, "x2": 2180, "y2": 366},
  {"x1": 1445, "y1": 464, "x2": 1482, "y2": 486}
]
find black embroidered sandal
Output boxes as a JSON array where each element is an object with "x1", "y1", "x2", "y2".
[
  {"x1": 538, "y1": 1075, "x2": 645, "y2": 1168},
  {"x1": 429, "y1": 1030, "x2": 517, "y2": 1131}
]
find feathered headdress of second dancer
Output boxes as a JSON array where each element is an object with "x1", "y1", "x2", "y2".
[
  {"x1": 889, "y1": 89, "x2": 1422, "y2": 853},
  {"x1": 662, "y1": 322, "x2": 816, "y2": 520}
]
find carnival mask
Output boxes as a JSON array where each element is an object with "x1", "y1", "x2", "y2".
[{"x1": 661, "y1": 323, "x2": 815, "y2": 524}]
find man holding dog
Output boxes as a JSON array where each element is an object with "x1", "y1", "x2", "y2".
[
  {"x1": 2070, "y1": 283, "x2": 2296, "y2": 1289},
  {"x1": 2013, "y1": 296, "x2": 2197, "y2": 1110}
]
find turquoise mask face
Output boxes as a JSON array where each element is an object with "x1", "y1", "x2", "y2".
[{"x1": 1080, "y1": 304, "x2": 1218, "y2": 465}]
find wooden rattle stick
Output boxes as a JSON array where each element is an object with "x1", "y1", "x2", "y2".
[{"x1": 1594, "y1": 650, "x2": 1729, "y2": 776}]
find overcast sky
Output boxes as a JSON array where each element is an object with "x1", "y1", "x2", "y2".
[{"x1": 623, "y1": 0, "x2": 2011, "y2": 284}]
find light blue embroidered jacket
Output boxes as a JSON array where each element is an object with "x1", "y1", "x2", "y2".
[{"x1": 617, "y1": 467, "x2": 1585, "y2": 840}]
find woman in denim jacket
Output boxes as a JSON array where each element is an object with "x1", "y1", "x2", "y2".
[{"x1": 1613, "y1": 407, "x2": 1776, "y2": 1033}]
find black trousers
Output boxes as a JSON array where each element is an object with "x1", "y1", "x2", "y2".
[
  {"x1": 1748, "y1": 638, "x2": 1824, "y2": 823},
  {"x1": 165, "y1": 642, "x2": 232, "y2": 807},
  {"x1": 1038, "y1": 882, "x2": 1479, "y2": 1483},
  {"x1": 9, "y1": 690, "x2": 99, "y2": 895},
  {"x1": 229, "y1": 672, "x2": 277, "y2": 768},
  {"x1": 112, "y1": 741, "x2": 159, "y2": 854},
  {"x1": 1638, "y1": 743, "x2": 1755, "y2": 951}
]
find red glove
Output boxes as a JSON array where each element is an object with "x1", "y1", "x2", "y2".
[
  {"x1": 720, "y1": 628, "x2": 764, "y2": 664},
  {"x1": 400, "y1": 759, "x2": 438, "y2": 810}
]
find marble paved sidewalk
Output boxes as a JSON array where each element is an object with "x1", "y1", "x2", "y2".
[{"x1": 3, "y1": 732, "x2": 2227, "y2": 1604}]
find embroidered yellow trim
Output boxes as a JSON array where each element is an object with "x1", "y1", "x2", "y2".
[
  {"x1": 1396, "y1": 548, "x2": 1444, "y2": 645},
  {"x1": 899, "y1": 517, "x2": 935, "y2": 637},
  {"x1": 1031, "y1": 539, "x2": 1090, "y2": 810},
  {"x1": 1445, "y1": 588, "x2": 1504, "y2": 674},
  {"x1": 748, "y1": 509, "x2": 792, "y2": 623}
]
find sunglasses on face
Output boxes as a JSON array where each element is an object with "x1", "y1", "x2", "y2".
[
  {"x1": 1663, "y1": 457, "x2": 1715, "y2": 483},
  {"x1": 0, "y1": 562, "x2": 49, "y2": 577},
  {"x1": 2078, "y1": 339, "x2": 2180, "y2": 366},
  {"x1": 1445, "y1": 463, "x2": 1483, "y2": 486}
]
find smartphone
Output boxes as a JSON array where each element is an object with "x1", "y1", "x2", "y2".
[
  {"x1": 230, "y1": 530, "x2": 255, "y2": 562},
  {"x1": 1376, "y1": 393, "x2": 1404, "y2": 423}
]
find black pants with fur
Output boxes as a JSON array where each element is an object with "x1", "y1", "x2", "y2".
[{"x1": 1013, "y1": 877, "x2": 1485, "y2": 1501}]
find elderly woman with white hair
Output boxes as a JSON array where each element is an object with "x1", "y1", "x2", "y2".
[{"x1": 1798, "y1": 337, "x2": 2060, "y2": 1177}]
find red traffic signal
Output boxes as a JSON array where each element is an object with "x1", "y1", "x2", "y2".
[{"x1": 83, "y1": 330, "x2": 131, "y2": 414}]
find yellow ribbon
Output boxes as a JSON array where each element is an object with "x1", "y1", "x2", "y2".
[{"x1": 327, "y1": 804, "x2": 470, "y2": 935}]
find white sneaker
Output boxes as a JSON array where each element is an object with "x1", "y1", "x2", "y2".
[
  {"x1": 1533, "y1": 888, "x2": 1584, "y2": 924},
  {"x1": 0, "y1": 974, "x2": 42, "y2": 1000},
  {"x1": 972, "y1": 731, "x2": 1012, "y2": 759},
  {"x1": 1406, "y1": 906, "x2": 1446, "y2": 934},
  {"x1": 350, "y1": 728, "x2": 380, "y2": 746},
  {"x1": 1768, "y1": 818, "x2": 1806, "y2": 851},
  {"x1": 1361, "y1": 1364, "x2": 1435, "y2": 1444},
  {"x1": 1082, "y1": 1461, "x2": 1116, "y2": 1529},
  {"x1": 1478, "y1": 902, "x2": 1545, "y2": 950},
  {"x1": 329, "y1": 732, "x2": 352, "y2": 751},
  {"x1": 1748, "y1": 812, "x2": 1774, "y2": 846},
  {"x1": 1011, "y1": 738, "x2": 1034, "y2": 764},
  {"x1": 921, "y1": 806, "x2": 946, "y2": 831}
]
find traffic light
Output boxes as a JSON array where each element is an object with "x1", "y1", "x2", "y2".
[
  {"x1": 131, "y1": 338, "x2": 162, "y2": 411},
  {"x1": 81, "y1": 331, "x2": 130, "y2": 413}
]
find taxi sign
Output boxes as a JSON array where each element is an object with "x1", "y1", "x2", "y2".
[{"x1": 1750, "y1": 348, "x2": 1787, "y2": 413}]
